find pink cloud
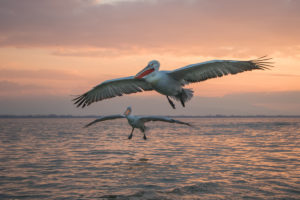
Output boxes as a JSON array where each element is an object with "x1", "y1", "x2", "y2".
[
  {"x1": 0, "y1": 0, "x2": 299, "y2": 57},
  {"x1": 0, "y1": 68, "x2": 83, "y2": 80},
  {"x1": 0, "y1": 80, "x2": 47, "y2": 93}
]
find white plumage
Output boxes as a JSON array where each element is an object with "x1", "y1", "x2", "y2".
[
  {"x1": 84, "y1": 107, "x2": 192, "y2": 140},
  {"x1": 74, "y1": 56, "x2": 272, "y2": 109}
]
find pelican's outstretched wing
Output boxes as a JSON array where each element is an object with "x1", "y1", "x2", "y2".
[
  {"x1": 139, "y1": 116, "x2": 192, "y2": 126},
  {"x1": 73, "y1": 76, "x2": 153, "y2": 108},
  {"x1": 168, "y1": 56, "x2": 273, "y2": 86},
  {"x1": 84, "y1": 115, "x2": 125, "y2": 128}
]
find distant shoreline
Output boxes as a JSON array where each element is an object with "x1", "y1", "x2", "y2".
[{"x1": 1, "y1": 115, "x2": 300, "y2": 118}]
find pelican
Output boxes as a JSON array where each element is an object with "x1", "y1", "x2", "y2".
[
  {"x1": 84, "y1": 106, "x2": 191, "y2": 140},
  {"x1": 74, "y1": 56, "x2": 272, "y2": 109}
]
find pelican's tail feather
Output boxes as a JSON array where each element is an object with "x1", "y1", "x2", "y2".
[
  {"x1": 172, "y1": 88, "x2": 194, "y2": 106},
  {"x1": 181, "y1": 88, "x2": 194, "y2": 102}
]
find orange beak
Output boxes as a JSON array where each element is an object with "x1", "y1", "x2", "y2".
[
  {"x1": 134, "y1": 66, "x2": 155, "y2": 79},
  {"x1": 124, "y1": 107, "x2": 131, "y2": 116}
]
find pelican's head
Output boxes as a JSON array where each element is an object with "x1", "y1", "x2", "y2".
[
  {"x1": 124, "y1": 106, "x2": 132, "y2": 116},
  {"x1": 134, "y1": 60, "x2": 160, "y2": 79}
]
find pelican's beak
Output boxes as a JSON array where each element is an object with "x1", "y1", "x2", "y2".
[
  {"x1": 124, "y1": 108, "x2": 131, "y2": 116},
  {"x1": 134, "y1": 65, "x2": 155, "y2": 79}
]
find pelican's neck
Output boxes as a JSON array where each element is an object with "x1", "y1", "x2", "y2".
[
  {"x1": 144, "y1": 70, "x2": 164, "y2": 83},
  {"x1": 126, "y1": 114, "x2": 135, "y2": 122}
]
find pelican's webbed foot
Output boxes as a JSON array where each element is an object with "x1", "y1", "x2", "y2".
[
  {"x1": 143, "y1": 134, "x2": 147, "y2": 140},
  {"x1": 166, "y1": 96, "x2": 176, "y2": 109},
  {"x1": 180, "y1": 97, "x2": 185, "y2": 107},
  {"x1": 128, "y1": 128, "x2": 134, "y2": 140},
  {"x1": 176, "y1": 92, "x2": 185, "y2": 107}
]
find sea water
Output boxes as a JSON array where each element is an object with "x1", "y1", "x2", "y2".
[{"x1": 0, "y1": 118, "x2": 299, "y2": 199}]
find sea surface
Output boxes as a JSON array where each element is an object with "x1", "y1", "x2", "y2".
[{"x1": 0, "y1": 117, "x2": 299, "y2": 200}]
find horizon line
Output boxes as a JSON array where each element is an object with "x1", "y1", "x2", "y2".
[{"x1": 1, "y1": 114, "x2": 300, "y2": 118}]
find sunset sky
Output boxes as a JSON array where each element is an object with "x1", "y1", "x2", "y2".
[{"x1": 0, "y1": 0, "x2": 300, "y2": 115}]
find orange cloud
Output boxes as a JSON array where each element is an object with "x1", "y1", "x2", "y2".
[
  {"x1": 0, "y1": 0, "x2": 299, "y2": 57},
  {"x1": 0, "y1": 68, "x2": 83, "y2": 80}
]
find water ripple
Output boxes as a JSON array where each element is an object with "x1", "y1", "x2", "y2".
[{"x1": 0, "y1": 118, "x2": 299, "y2": 199}]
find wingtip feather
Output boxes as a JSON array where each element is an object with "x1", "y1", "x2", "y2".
[{"x1": 250, "y1": 56, "x2": 274, "y2": 70}]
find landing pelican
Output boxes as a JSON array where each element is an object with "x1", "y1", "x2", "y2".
[
  {"x1": 74, "y1": 56, "x2": 272, "y2": 109},
  {"x1": 84, "y1": 107, "x2": 191, "y2": 140}
]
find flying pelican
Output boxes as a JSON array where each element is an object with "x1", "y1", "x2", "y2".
[
  {"x1": 74, "y1": 56, "x2": 272, "y2": 109},
  {"x1": 84, "y1": 106, "x2": 192, "y2": 140}
]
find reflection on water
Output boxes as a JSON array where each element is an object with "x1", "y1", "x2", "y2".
[{"x1": 0, "y1": 118, "x2": 299, "y2": 199}]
